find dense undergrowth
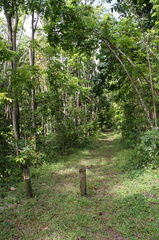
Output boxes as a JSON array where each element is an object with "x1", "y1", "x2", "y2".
[
  {"x1": 116, "y1": 127, "x2": 159, "y2": 173},
  {"x1": 1, "y1": 132, "x2": 159, "y2": 239}
]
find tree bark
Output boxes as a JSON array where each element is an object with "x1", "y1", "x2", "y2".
[
  {"x1": 4, "y1": 8, "x2": 20, "y2": 155},
  {"x1": 29, "y1": 11, "x2": 39, "y2": 151},
  {"x1": 146, "y1": 44, "x2": 157, "y2": 127}
]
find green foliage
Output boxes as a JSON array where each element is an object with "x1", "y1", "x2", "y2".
[
  {"x1": 2, "y1": 133, "x2": 159, "y2": 239},
  {"x1": 112, "y1": 133, "x2": 142, "y2": 172},
  {"x1": 113, "y1": 127, "x2": 159, "y2": 171},
  {"x1": 0, "y1": 93, "x2": 12, "y2": 103},
  {"x1": 0, "y1": 40, "x2": 15, "y2": 63},
  {"x1": 1, "y1": 0, "x2": 159, "y2": 187},
  {"x1": 137, "y1": 127, "x2": 159, "y2": 168},
  {"x1": 15, "y1": 145, "x2": 41, "y2": 168},
  {"x1": 45, "y1": 1, "x2": 99, "y2": 54},
  {"x1": 113, "y1": 0, "x2": 155, "y2": 29},
  {"x1": 0, "y1": 156, "x2": 22, "y2": 183},
  {"x1": 0, "y1": 131, "x2": 20, "y2": 183}
]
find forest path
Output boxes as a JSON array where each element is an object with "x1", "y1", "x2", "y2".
[
  {"x1": 48, "y1": 131, "x2": 127, "y2": 240},
  {"x1": 77, "y1": 131, "x2": 127, "y2": 240},
  {"x1": 1, "y1": 132, "x2": 129, "y2": 240}
]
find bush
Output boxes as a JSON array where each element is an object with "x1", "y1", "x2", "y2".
[
  {"x1": 113, "y1": 128, "x2": 159, "y2": 173},
  {"x1": 137, "y1": 127, "x2": 159, "y2": 168}
]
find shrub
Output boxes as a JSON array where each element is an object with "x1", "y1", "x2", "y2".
[{"x1": 137, "y1": 127, "x2": 159, "y2": 168}]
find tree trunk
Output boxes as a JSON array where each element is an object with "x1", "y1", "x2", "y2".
[
  {"x1": 4, "y1": 9, "x2": 20, "y2": 155},
  {"x1": 146, "y1": 45, "x2": 157, "y2": 127},
  {"x1": 107, "y1": 42, "x2": 153, "y2": 129},
  {"x1": 31, "y1": 88, "x2": 36, "y2": 150},
  {"x1": 13, "y1": 99, "x2": 20, "y2": 155},
  {"x1": 95, "y1": 31, "x2": 159, "y2": 96},
  {"x1": 29, "y1": 11, "x2": 39, "y2": 151}
]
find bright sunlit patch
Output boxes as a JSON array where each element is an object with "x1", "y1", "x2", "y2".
[{"x1": 58, "y1": 168, "x2": 77, "y2": 175}]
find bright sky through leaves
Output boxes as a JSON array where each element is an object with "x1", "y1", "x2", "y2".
[{"x1": 94, "y1": 0, "x2": 119, "y2": 18}]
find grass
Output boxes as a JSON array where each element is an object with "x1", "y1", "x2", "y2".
[{"x1": 1, "y1": 132, "x2": 159, "y2": 239}]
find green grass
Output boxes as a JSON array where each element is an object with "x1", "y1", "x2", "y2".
[{"x1": 1, "y1": 132, "x2": 159, "y2": 239}]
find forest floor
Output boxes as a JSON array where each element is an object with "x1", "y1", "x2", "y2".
[{"x1": 1, "y1": 132, "x2": 159, "y2": 240}]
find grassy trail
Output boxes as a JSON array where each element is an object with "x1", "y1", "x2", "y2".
[{"x1": 1, "y1": 132, "x2": 159, "y2": 239}]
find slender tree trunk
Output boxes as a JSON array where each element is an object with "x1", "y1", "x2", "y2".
[
  {"x1": 108, "y1": 40, "x2": 159, "y2": 96},
  {"x1": 94, "y1": 31, "x2": 159, "y2": 96},
  {"x1": 12, "y1": 99, "x2": 20, "y2": 140},
  {"x1": 12, "y1": 13, "x2": 20, "y2": 154},
  {"x1": 4, "y1": 62, "x2": 11, "y2": 126},
  {"x1": 41, "y1": 115, "x2": 45, "y2": 135},
  {"x1": 29, "y1": 11, "x2": 39, "y2": 150},
  {"x1": 4, "y1": 9, "x2": 20, "y2": 154},
  {"x1": 146, "y1": 45, "x2": 157, "y2": 127},
  {"x1": 107, "y1": 43, "x2": 153, "y2": 129},
  {"x1": 76, "y1": 91, "x2": 80, "y2": 128},
  {"x1": 31, "y1": 88, "x2": 36, "y2": 149}
]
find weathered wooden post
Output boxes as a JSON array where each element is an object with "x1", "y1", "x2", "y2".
[
  {"x1": 23, "y1": 168, "x2": 33, "y2": 197},
  {"x1": 79, "y1": 168, "x2": 87, "y2": 196}
]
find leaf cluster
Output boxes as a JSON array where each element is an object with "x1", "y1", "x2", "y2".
[
  {"x1": 0, "y1": 40, "x2": 15, "y2": 63},
  {"x1": 137, "y1": 127, "x2": 159, "y2": 168},
  {"x1": 45, "y1": 2, "x2": 99, "y2": 54}
]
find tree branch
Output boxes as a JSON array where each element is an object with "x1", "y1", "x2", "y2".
[{"x1": 107, "y1": 42, "x2": 154, "y2": 129}]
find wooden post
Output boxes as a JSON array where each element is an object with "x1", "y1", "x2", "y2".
[
  {"x1": 23, "y1": 168, "x2": 33, "y2": 197},
  {"x1": 79, "y1": 168, "x2": 87, "y2": 196}
]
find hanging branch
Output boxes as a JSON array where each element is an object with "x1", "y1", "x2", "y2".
[
  {"x1": 93, "y1": 28, "x2": 159, "y2": 96},
  {"x1": 148, "y1": 46, "x2": 159, "y2": 62},
  {"x1": 107, "y1": 40, "x2": 159, "y2": 96},
  {"x1": 106, "y1": 42, "x2": 154, "y2": 129}
]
